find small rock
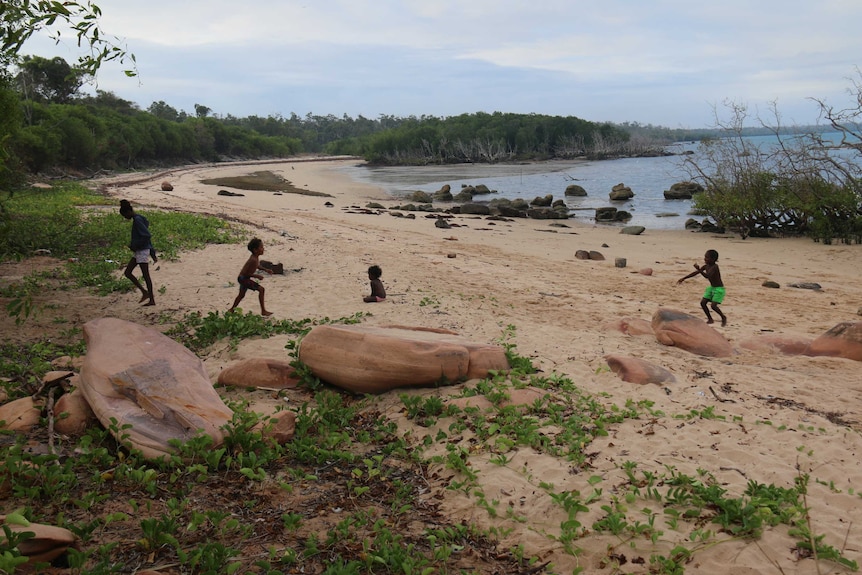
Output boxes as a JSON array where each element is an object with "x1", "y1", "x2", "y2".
[
  {"x1": 614, "y1": 257, "x2": 627, "y2": 268},
  {"x1": 589, "y1": 250, "x2": 605, "y2": 261},
  {"x1": 447, "y1": 253, "x2": 457, "y2": 258},
  {"x1": 762, "y1": 280, "x2": 780, "y2": 289},
  {"x1": 788, "y1": 282, "x2": 821, "y2": 290},
  {"x1": 620, "y1": 226, "x2": 645, "y2": 235}
]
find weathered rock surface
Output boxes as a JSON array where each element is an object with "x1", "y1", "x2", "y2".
[
  {"x1": 252, "y1": 410, "x2": 297, "y2": 445},
  {"x1": 0, "y1": 515, "x2": 77, "y2": 564},
  {"x1": 564, "y1": 184, "x2": 587, "y2": 196},
  {"x1": 620, "y1": 226, "x2": 645, "y2": 235},
  {"x1": 54, "y1": 384, "x2": 98, "y2": 436},
  {"x1": 806, "y1": 321, "x2": 862, "y2": 361},
  {"x1": 0, "y1": 397, "x2": 41, "y2": 431},
  {"x1": 651, "y1": 308, "x2": 733, "y2": 357},
  {"x1": 602, "y1": 317, "x2": 655, "y2": 336},
  {"x1": 738, "y1": 335, "x2": 812, "y2": 355},
  {"x1": 605, "y1": 354, "x2": 676, "y2": 385},
  {"x1": 298, "y1": 324, "x2": 509, "y2": 394},
  {"x1": 79, "y1": 318, "x2": 234, "y2": 459},
  {"x1": 217, "y1": 358, "x2": 300, "y2": 389},
  {"x1": 609, "y1": 183, "x2": 634, "y2": 201},
  {"x1": 788, "y1": 282, "x2": 822, "y2": 290},
  {"x1": 663, "y1": 181, "x2": 704, "y2": 200}
]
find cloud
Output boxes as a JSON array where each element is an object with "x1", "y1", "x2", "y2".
[{"x1": 19, "y1": 0, "x2": 862, "y2": 127}]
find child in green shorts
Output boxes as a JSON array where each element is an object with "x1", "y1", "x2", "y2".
[{"x1": 678, "y1": 249, "x2": 727, "y2": 326}]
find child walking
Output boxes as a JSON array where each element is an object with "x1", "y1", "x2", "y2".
[
  {"x1": 363, "y1": 265, "x2": 387, "y2": 302},
  {"x1": 119, "y1": 200, "x2": 156, "y2": 306},
  {"x1": 677, "y1": 249, "x2": 727, "y2": 326},
  {"x1": 229, "y1": 238, "x2": 273, "y2": 316}
]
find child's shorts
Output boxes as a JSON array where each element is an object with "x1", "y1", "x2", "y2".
[
  {"x1": 703, "y1": 286, "x2": 726, "y2": 303},
  {"x1": 238, "y1": 276, "x2": 261, "y2": 291},
  {"x1": 134, "y1": 248, "x2": 151, "y2": 264}
]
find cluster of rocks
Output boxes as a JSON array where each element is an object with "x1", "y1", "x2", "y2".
[
  {"x1": 355, "y1": 179, "x2": 712, "y2": 229},
  {"x1": 685, "y1": 218, "x2": 726, "y2": 233},
  {"x1": 601, "y1": 310, "x2": 862, "y2": 385}
]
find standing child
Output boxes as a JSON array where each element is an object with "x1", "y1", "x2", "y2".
[
  {"x1": 230, "y1": 238, "x2": 273, "y2": 316},
  {"x1": 119, "y1": 200, "x2": 156, "y2": 306},
  {"x1": 677, "y1": 249, "x2": 727, "y2": 326},
  {"x1": 363, "y1": 265, "x2": 386, "y2": 302}
]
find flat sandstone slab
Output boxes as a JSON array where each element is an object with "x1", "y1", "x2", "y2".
[{"x1": 79, "y1": 318, "x2": 234, "y2": 459}]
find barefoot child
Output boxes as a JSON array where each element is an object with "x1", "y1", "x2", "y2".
[
  {"x1": 363, "y1": 264, "x2": 386, "y2": 302},
  {"x1": 677, "y1": 249, "x2": 727, "y2": 326},
  {"x1": 119, "y1": 200, "x2": 156, "y2": 306},
  {"x1": 229, "y1": 238, "x2": 273, "y2": 316}
]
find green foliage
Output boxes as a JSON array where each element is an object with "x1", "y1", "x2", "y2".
[
  {"x1": 359, "y1": 111, "x2": 632, "y2": 164},
  {"x1": 0, "y1": 339, "x2": 84, "y2": 393},
  {"x1": 165, "y1": 309, "x2": 366, "y2": 353},
  {"x1": 0, "y1": 1, "x2": 134, "y2": 75},
  {"x1": 0, "y1": 183, "x2": 240, "y2": 316},
  {"x1": 15, "y1": 55, "x2": 88, "y2": 104},
  {"x1": 684, "y1": 100, "x2": 862, "y2": 242}
]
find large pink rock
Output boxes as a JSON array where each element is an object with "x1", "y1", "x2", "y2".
[
  {"x1": 0, "y1": 515, "x2": 76, "y2": 564},
  {"x1": 298, "y1": 324, "x2": 509, "y2": 394},
  {"x1": 806, "y1": 321, "x2": 862, "y2": 361},
  {"x1": 0, "y1": 397, "x2": 41, "y2": 431},
  {"x1": 605, "y1": 354, "x2": 676, "y2": 385},
  {"x1": 651, "y1": 308, "x2": 733, "y2": 357},
  {"x1": 79, "y1": 318, "x2": 234, "y2": 459},
  {"x1": 217, "y1": 358, "x2": 300, "y2": 389}
]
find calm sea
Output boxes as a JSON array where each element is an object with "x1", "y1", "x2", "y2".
[
  {"x1": 337, "y1": 142, "x2": 696, "y2": 230},
  {"x1": 337, "y1": 132, "x2": 855, "y2": 231}
]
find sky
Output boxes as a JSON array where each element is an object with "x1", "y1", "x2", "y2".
[{"x1": 25, "y1": 0, "x2": 862, "y2": 129}]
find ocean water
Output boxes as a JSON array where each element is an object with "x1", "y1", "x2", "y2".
[
  {"x1": 338, "y1": 143, "x2": 699, "y2": 230},
  {"x1": 337, "y1": 131, "x2": 859, "y2": 231}
]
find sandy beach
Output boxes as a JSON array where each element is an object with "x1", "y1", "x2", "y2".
[{"x1": 15, "y1": 157, "x2": 862, "y2": 573}]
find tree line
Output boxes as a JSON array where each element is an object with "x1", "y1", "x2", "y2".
[{"x1": 0, "y1": 0, "x2": 860, "y2": 245}]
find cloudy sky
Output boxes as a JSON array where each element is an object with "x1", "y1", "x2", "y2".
[{"x1": 28, "y1": 0, "x2": 862, "y2": 128}]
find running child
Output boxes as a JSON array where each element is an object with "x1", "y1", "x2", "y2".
[
  {"x1": 229, "y1": 238, "x2": 273, "y2": 316},
  {"x1": 677, "y1": 249, "x2": 727, "y2": 326}
]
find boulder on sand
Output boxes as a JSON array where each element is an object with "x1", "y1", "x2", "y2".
[
  {"x1": 0, "y1": 515, "x2": 77, "y2": 564},
  {"x1": 79, "y1": 318, "x2": 234, "y2": 459},
  {"x1": 651, "y1": 308, "x2": 733, "y2": 357},
  {"x1": 605, "y1": 354, "x2": 676, "y2": 385},
  {"x1": 298, "y1": 324, "x2": 509, "y2": 394},
  {"x1": 806, "y1": 321, "x2": 862, "y2": 361},
  {"x1": 217, "y1": 358, "x2": 300, "y2": 389}
]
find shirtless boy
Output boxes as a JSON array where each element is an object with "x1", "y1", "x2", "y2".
[
  {"x1": 229, "y1": 238, "x2": 273, "y2": 316},
  {"x1": 677, "y1": 249, "x2": 727, "y2": 326}
]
